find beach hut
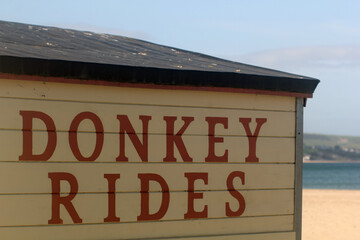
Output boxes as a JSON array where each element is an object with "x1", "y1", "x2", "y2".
[{"x1": 0, "y1": 20, "x2": 319, "y2": 239}]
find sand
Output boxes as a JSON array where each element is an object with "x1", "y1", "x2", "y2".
[{"x1": 302, "y1": 189, "x2": 360, "y2": 240}]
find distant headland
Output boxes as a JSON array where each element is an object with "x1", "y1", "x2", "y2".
[{"x1": 304, "y1": 133, "x2": 360, "y2": 162}]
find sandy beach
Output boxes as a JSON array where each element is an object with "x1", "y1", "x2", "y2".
[{"x1": 303, "y1": 189, "x2": 360, "y2": 240}]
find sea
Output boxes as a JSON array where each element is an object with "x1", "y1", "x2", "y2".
[{"x1": 303, "y1": 162, "x2": 360, "y2": 189}]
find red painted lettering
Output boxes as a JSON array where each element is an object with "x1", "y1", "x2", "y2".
[
  {"x1": 104, "y1": 174, "x2": 121, "y2": 223},
  {"x1": 137, "y1": 173, "x2": 170, "y2": 221},
  {"x1": 163, "y1": 116, "x2": 194, "y2": 162},
  {"x1": 184, "y1": 172, "x2": 208, "y2": 219},
  {"x1": 205, "y1": 117, "x2": 228, "y2": 162},
  {"x1": 117, "y1": 115, "x2": 151, "y2": 162},
  {"x1": 69, "y1": 112, "x2": 104, "y2": 161},
  {"x1": 226, "y1": 171, "x2": 246, "y2": 217},
  {"x1": 48, "y1": 172, "x2": 82, "y2": 224},
  {"x1": 19, "y1": 111, "x2": 57, "y2": 161},
  {"x1": 239, "y1": 118, "x2": 267, "y2": 162}
]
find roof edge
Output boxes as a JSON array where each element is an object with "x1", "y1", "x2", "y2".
[{"x1": 0, "y1": 55, "x2": 319, "y2": 95}]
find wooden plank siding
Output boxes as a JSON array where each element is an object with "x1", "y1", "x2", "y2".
[
  {"x1": 0, "y1": 190, "x2": 294, "y2": 226},
  {"x1": 0, "y1": 97, "x2": 295, "y2": 136},
  {"x1": 0, "y1": 163, "x2": 294, "y2": 194},
  {"x1": 0, "y1": 216, "x2": 295, "y2": 239},
  {"x1": 158, "y1": 232, "x2": 296, "y2": 240},
  {"x1": 0, "y1": 78, "x2": 297, "y2": 239},
  {"x1": 0, "y1": 78, "x2": 296, "y2": 111},
  {"x1": 0, "y1": 132, "x2": 295, "y2": 163}
]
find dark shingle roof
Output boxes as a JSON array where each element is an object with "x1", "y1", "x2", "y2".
[{"x1": 0, "y1": 20, "x2": 319, "y2": 95}]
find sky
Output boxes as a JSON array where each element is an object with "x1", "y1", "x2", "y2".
[{"x1": 1, "y1": 0, "x2": 360, "y2": 136}]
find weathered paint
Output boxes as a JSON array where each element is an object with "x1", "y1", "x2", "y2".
[{"x1": 0, "y1": 78, "x2": 299, "y2": 239}]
